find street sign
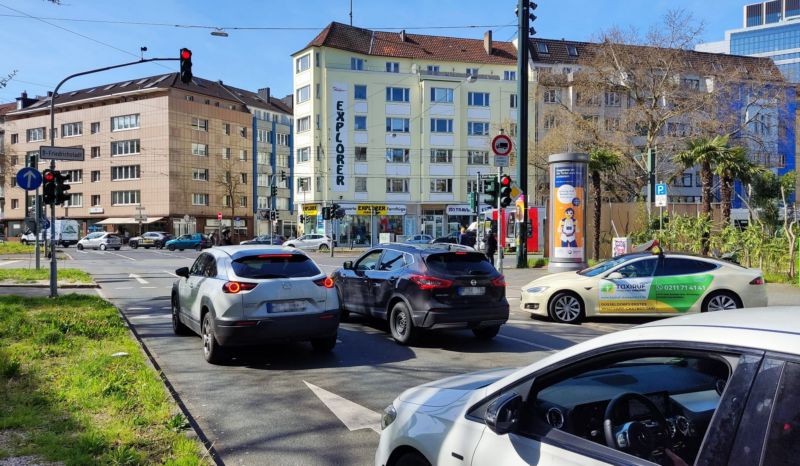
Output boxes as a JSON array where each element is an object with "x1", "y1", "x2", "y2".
[
  {"x1": 41, "y1": 218, "x2": 50, "y2": 230},
  {"x1": 217, "y1": 212, "x2": 223, "y2": 220},
  {"x1": 39, "y1": 146, "x2": 85, "y2": 161},
  {"x1": 494, "y1": 155, "x2": 510, "y2": 167},
  {"x1": 16, "y1": 167, "x2": 42, "y2": 190},
  {"x1": 655, "y1": 183, "x2": 667, "y2": 207},
  {"x1": 134, "y1": 215, "x2": 147, "y2": 222},
  {"x1": 491, "y1": 134, "x2": 512, "y2": 156}
]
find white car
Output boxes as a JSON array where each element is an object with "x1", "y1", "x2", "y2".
[
  {"x1": 376, "y1": 307, "x2": 800, "y2": 466},
  {"x1": 171, "y1": 246, "x2": 340, "y2": 364},
  {"x1": 283, "y1": 234, "x2": 333, "y2": 251},
  {"x1": 76, "y1": 232, "x2": 122, "y2": 250},
  {"x1": 520, "y1": 251, "x2": 767, "y2": 324}
]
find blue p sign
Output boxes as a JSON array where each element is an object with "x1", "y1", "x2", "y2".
[{"x1": 656, "y1": 183, "x2": 667, "y2": 196}]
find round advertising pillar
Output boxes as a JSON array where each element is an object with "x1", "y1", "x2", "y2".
[{"x1": 548, "y1": 153, "x2": 589, "y2": 272}]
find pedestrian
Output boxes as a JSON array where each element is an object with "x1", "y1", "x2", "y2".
[
  {"x1": 458, "y1": 227, "x2": 469, "y2": 246},
  {"x1": 221, "y1": 229, "x2": 233, "y2": 246},
  {"x1": 485, "y1": 229, "x2": 498, "y2": 266}
]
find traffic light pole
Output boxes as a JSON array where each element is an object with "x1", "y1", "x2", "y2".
[
  {"x1": 497, "y1": 167, "x2": 503, "y2": 274},
  {"x1": 516, "y1": 0, "x2": 532, "y2": 269}
]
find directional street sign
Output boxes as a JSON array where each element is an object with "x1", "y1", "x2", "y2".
[
  {"x1": 41, "y1": 218, "x2": 50, "y2": 230},
  {"x1": 655, "y1": 182, "x2": 667, "y2": 207},
  {"x1": 39, "y1": 146, "x2": 85, "y2": 161},
  {"x1": 16, "y1": 167, "x2": 42, "y2": 190}
]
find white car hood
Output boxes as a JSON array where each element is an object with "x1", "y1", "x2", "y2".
[
  {"x1": 523, "y1": 270, "x2": 592, "y2": 288},
  {"x1": 398, "y1": 367, "x2": 517, "y2": 408}
]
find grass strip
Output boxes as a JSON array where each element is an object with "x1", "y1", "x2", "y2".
[{"x1": 0, "y1": 268, "x2": 93, "y2": 284}]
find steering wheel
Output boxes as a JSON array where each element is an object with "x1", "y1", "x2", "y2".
[{"x1": 603, "y1": 392, "x2": 669, "y2": 458}]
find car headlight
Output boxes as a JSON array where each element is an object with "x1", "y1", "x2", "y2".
[
  {"x1": 525, "y1": 286, "x2": 550, "y2": 294},
  {"x1": 381, "y1": 403, "x2": 397, "y2": 430}
]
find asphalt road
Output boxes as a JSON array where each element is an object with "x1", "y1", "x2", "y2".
[{"x1": 9, "y1": 246, "x2": 796, "y2": 465}]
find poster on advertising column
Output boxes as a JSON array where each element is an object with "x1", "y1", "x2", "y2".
[
  {"x1": 552, "y1": 163, "x2": 586, "y2": 260},
  {"x1": 330, "y1": 83, "x2": 348, "y2": 192}
]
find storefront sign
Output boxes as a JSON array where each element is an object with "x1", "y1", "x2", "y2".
[
  {"x1": 340, "y1": 204, "x2": 407, "y2": 216},
  {"x1": 446, "y1": 205, "x2": 472, "y2": 216},
  {"x1": 330, "y1": 83, "x2": 348, "y2": 192},
  {"x1": 88, "y1": 207, "x2": 104, "y2": 214},
  {"x1": 302, "y1": 204, "x2": 319, "y2": 216}
]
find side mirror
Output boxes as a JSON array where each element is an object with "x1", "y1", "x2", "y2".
[
  {"x1": 606, "y1": 272, "x2": 623, "y2": 280},
  {"x1": 176, "y1": 267, "x2": 190, "y2": 278},
  {"x1": 485, "y1": 392, "x2": 522, "y2": 435},
  {"x1": 343, "y1": 261, "x2": 354, "y2": 270}
]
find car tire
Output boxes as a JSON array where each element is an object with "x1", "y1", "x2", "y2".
[
  {"x1": 389, "y1": 301, "x2": 416, "y2": 345},
  {"x1": 115, "y1": 248, "x2": 121, "y2": 251},
  {"x1": 130, "y1": 243, "x2": 138, "y2": 249},
  {"x1": 202, "y1": 312, "x2": 227, "y2": 364},
  {"x1": 77, "y1": 243, "x2": 84, "y2": 250},
  {"x1": 144, "y1": 246, "x2": 150, "y2": 249},
  {"x1": 100, "y1": 244, "x2": 107, "y2": 251},
  {"x1": 395, "y1": 451, "x2": 431, "y2": 466},
  {"x1": 310, "y1": 334, "x2": 337, "y2": 352},
  {"x1": 548, "y1": 291, "x2": 585, "y2": 324},
  {"x1": 179, "y1": 249, "x2": 184, "y2": 251},
  {"x1": 167, "y1": 244, "x2": 176, "y2": 251},
  {"x1": 171, "y1": 295, "x2": 191, "y2": 336},
  {"x1": 20, "y1": 239, "x2": 27, "y2": 246},
  {"x1": 319, "y1": 244, "x2": 330, "y2": 252},
  {"x1": 702, "y1": 291, "x2": 741, "y2": 312},
  {"x1": 472, "y1": 325, "x2": 501, "y2": 340}
]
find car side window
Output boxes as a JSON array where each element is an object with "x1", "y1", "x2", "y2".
[
  {"x1": 356, "y1": 250, "x2": 383, "y2": 271},
  {"x1": 762, "y1": 361, "x2": 800, "y2": 464},
  {"x1": 657, "y1": 258, "x2": 717, "y2": 276},
  {"x1": 189, "y1": 255, "x2": 211, "y2": 276},
  {"x1": 379, "y1": 250, "x2": 405, "y2": 271},
  {"x1": 615, "y1": 258, "x2": 657, "y2": 278}
]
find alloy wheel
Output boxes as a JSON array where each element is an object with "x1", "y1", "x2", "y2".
[
  {"x1": 553, "y1": 295, "x2": 582, "y2": 322},
  {"x1": 706, "y1": 294, "x2": 738, "y2": 312}
]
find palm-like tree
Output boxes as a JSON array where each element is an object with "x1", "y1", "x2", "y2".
[
  {"x1": 714, "y1": 145, "x2": 762, "y2": 225},
  {"x1": 589, "y1": 148, "x2": 621, "y2": 261}
]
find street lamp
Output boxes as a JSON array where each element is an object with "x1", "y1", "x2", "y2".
[{"x1": 211, "y1": 29, "x2": 229, "y2": 37}]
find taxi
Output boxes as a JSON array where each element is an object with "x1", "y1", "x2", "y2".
[{"x1": 520, "y1": 249, "x2": 767, "y2": 324}]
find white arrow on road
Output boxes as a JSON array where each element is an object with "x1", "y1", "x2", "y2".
[
  {"x1": 304, "y1": 381, "x2": 381, "y2": 433},
  {"x1": 129, "y1": 273, "x2": 149, "y2": 284}
]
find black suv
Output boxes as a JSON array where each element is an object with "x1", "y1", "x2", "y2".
[{"x1": 332, "y1": 243, "x2": 508, "y2": 344}]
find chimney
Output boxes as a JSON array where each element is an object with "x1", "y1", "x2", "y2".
[
  {"x1": 400, "y1": 29, "x2": 406, "y2": 42},
  {"x1": 258, "y1": 87, "x2": 271, "y2": 101},
  {"x1": 484, "y1": 30, "x2": 493, "y2": 55},
  {"x1": 16, "y1": 91, "x2": 37, "y2": 110}
]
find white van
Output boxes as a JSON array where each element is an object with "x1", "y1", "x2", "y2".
[{"x1": 21, "y1": 219, "x2": 80, "y2": 247}]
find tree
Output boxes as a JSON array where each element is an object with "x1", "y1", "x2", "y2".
[
  {"x1": 714, "y1": 145, "x2": 762, "y2": 225},
  {"x1": 215, "y1": 158, "x2": 245, "y2": 238},
  {"x1": 589, "y1": 148, "x2": 621, "y2": 260}
]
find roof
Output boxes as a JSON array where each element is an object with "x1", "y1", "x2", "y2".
[
  {"x1": 641, "y1": 306, "x2": 800, "y2": 335},
  {"x1": 0, "y1": 102, "x2": 16, "y2": 117},
  {"x1": 302, "y1": 21, "x2": 517, "y2": 65}
]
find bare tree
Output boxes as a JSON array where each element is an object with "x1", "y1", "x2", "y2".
[{"x1": 215, "y1": 157, "x2": 246, "y2": 238}]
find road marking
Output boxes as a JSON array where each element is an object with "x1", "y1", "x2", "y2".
[
  {"x1": 0, "y1": 260, "x2": 21, "y2": 267},
  {"x1": 163, "y1": 270, "x2": 178, "y2": 277},
  {"x1": 129, "y1": 274, "x2": 149, "y2": 284},
  {"x1": 141, "y1": 286, "x2": 157, "y2": 289},
  {"x1": 106, "y1": 251, "x2": 136, "y2": 261},
  {"x1": 496, "y1": 334, "x2": 558, "y2": 351},
  {"x1": 304, "y1": 381, "x2": 381, "y2": 434},
  {"x1": 128, "y1": 307, "x2": 151, "y2": 310},
  {"x1": 114, "y1": 287, "x2": 133, "y2": 290},
  {"x1": 128, "y1": 314, "x2": 168, "y2": 320}
]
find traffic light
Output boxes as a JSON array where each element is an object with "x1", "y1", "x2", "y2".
[
  {"x1": 331, "y1": 203, "x2": 345, "y2": 220},
  {"x1": 468, "y1": 191, "x2": 477, "y2": 211},
  {"x1": 179, "y1": 48, "x2": 193, "y2": 84},
  {"x1": 500, "y1": 175, "x2": 513, "y2": 207},
  {"x1": 270, "y1": 210, "x2": 278, "y2": 221},
  {"x1": 27, "y1": 153, "x2": 37, "y2": 168},
  {"x1": 54, "y1": 171, "x2": 71, "y2": 205},
  {"x1": 299, "y1": 215, "x2": 306, "y2": 223},
  {"x1": 280, "y1": 170, "x2": 287, "y2": 182},
  {"x1": 321, "y1": 206, "x2": 332, "y2": 220},
  {"x1": 270, "y1": 185, "x2": 278, "y2": 197},
  {"x1": 42, "y1": 169, "x2": 56, "y2": 205},
  {"x1": 484, "y1": 177, "x2": 499, "y2": 207},
  {"x1": 515, "y1": 1, "x2": 538, "y2": 36}
]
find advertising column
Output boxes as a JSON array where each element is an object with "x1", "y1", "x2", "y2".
[{"x1": 548, "y1": 153, "x2": 588, "y2": 272}]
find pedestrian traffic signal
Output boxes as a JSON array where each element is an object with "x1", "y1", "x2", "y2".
[
  {"x1": 280, "y1": 170, "x2": 287, "y2": 182},
  {"x1": 322, "y1": 206, "x2": 332, "y2": 220},
  {"x1": 54, "y1": 171, "x2": 71, "y2": 205},
  {"x1": 299, "y1": 215, "x2": 306, "y2": 223},
  {"x1": 500, "y1": 175, "x2": 513, "y2": 207},
  {"x1": 270, "y1": 185, "x2": 278, "y2": 197},
  {"x1": 42, "y1": 169, "x2": 56, "y2": 205},
  {"x1": 484, "y1": 177, "x2": 499, "y2": 207},
  {"x1": 179, "y1": 48, "x2": 193, "y2": 84},
  {"x1": 270, "y1": 210, "x2": 278, "y2": 221}
]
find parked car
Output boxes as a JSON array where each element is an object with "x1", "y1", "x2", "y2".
[
  {"x1": 376, "y1": 307, "x2": 800, "y2": 466},
  {"x1": 77, "y1": 232, "x2": 122, "y2": 251},
  {"x1": 171, "y1": 246, "x2": 340, "y2": 364},
  {"x1": 432, "y1": 230, "x2": 476, "y2": 247},
  {"x1": 283, "y1": 234, "x2": 333, "y2": 251},
  {"x1": 20, "y1": 219, "x2": 80, "y2": 247},
  {"x1": 332, "y1": 243, "x2": 508, "y2": 344},
  {"x1": 520, "y1": 249, "x2": 768, "y2": 324},
  {"x1": 240, "y1": 234, "x2": 285, "y2": 245},
  {"x1": 129, "y1": 231, "x2": 172, "y2": 249},
  {"x1": 404, "y1": 234, "x2": 433, "y2": 244},
  {"x1": 164, "y1": 233, "x2": 211, "y2": 251}
]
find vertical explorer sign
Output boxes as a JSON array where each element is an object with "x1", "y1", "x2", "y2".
[{"x1": 331, "y1": 83, "x2": 348, "y2": 192}]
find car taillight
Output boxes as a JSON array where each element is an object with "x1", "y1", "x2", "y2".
[
  {"x1": 314, "y1": 276, "x2": 334, "y2": 288},
  {"x1": 409, "y1": 275, "x2": 453, "y2": 290},
  {"x1": 491, "y1": 275, "x2": 507, "y2": 287},
  {"x1": 222, "y1": 281, "x2": 257, "y2": 293},
  {"x1": 750, "y1": 277, "x2": 765, "y2": 285}
]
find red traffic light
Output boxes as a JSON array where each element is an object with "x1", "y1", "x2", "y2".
[
  {"x1": 500, "y1": 175, "x2": 512, "y2": 187},
  {"x1": 43, "y1": 170, "x2": 55, "y2": 182},
  {"x1": 180, "y1": 48, "x2": 192, "y2": 60}
]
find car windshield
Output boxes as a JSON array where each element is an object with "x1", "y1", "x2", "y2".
[
  {"x1": 232, "y1": 254, "x2": 321, "y2": 279},
  {"x1": 578, "y1": 255, "x2": 640, "y2": 277},
  {"x1": 425, "y1": 252, "x2": 495, "y2": 276}
]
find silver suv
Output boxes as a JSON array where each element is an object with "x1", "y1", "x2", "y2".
[{"x1": 77, "y1": 232, "x2": 122, "y2": 250}]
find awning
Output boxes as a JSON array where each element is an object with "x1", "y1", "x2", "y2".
[{"x1": 95, "y1": 217, "x2": 164, "y2": 225}]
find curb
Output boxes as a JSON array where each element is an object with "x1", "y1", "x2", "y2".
[{"x1": 0, "y1": 282, "x2": 99, "y2": 288}]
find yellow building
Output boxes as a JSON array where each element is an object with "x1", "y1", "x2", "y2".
[{"x1": 293, "y1": 22, "x2": 529, "y2": 243}]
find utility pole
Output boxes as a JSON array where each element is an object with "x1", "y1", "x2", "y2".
[{"x1": 516, "y1": 0, "x2": 535, "y2": 268}]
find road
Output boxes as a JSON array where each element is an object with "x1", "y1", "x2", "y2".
[{"x1": 20, "y1": 246, "x2": 793, "y2": 465}]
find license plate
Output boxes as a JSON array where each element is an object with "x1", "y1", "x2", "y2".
[
  {"x1": 458, "y1": 287, "x2": 485, "y2": 296},
  {"x1": 270, "y1": 301, "x2": 305, "y2": 313}
]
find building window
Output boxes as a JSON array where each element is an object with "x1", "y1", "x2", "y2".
[
  {"x1": 66, "y1": 193, "x2": 82, "y2": 207},
  {"x1": 543, "y1": 114, "x2": 558, "y2": 129},
  {"x1": 111, "y1": 114, "x2": 140, "y2": 131},
  {"x1": 192, "y1": 168, "x2": 209, "y2": 181},
  {"x1": 316, "y1": 114, "x2": 321, "y2": 129},
  {"x1": 351, "y1": 115, "x2": 366, "y2": 131},
  {"x1": 298, "y1": 147, "x2": 310, "y2": 163},
  {"x1": 221, "y1": 195, "x2": 232, "y2": 208},
  {"x1": 567, "y1": 45, "x2": 578, "y2": 57},
  {"x1": 386, "y1": 87, "x2": 410, "y2": 102},
  {"x1": 386, "y1": 178, "x2": 409, "y2": 193},
  {"x1": 468, "y1": 92, "x2": 490, "y2": 107},
  {"x1": 430, "y1": 178, "x2": 453, "y2": 193},
  {"x1": 386, "y1": 118, "x2": 410, "y2": 133},
  {"x1": 222, "y1": 147, "x2": 231, "y2": 159},
  {"x1": 191, "y1": 193, "x2": 209, "y2": 206},
  {"x1": 543, "y1": 89, "x2": 560, "y2": 104},
  {"x1": 576, "y1": 92, "x2": 600, "y2": 106},
  {"x1": 90, "y1": 122, "x2": 100, "y2": 134},
  {"x1": 223, "y1": 123, "x2": 230, "y2": 135},
  {"x1": 430, "y1": 149, "x2": 452, "y2": 164},
  {"x1": 604, "y1": 91, "x2": 621, "y2": 107},
  {"x1": 297, "y1": 116, "x2": 311, "y2": 133},
  {"x1": 10, "y1": 134, "x2": 18, "y2": 144},
  {"x1": 91, "y1": 170, "x2": 100, "y2": 182},
  {"x1": 297, "y1": 177, "x2": 311, "y2": 193},
  {"x1": 352, "y1": 84, "x2": 367, "y2": 100},
  {"x1": 111, "y1": 165, "x2": 140, "y2": 181},
  {"x1": 26, "y1": 127, "x2": 45, "y2": 142},
  {"x1": 191, "y1": 143, "x2": 208, "y2": 156},
  {"x1": 468, "y1": 150, "x2": 489, "y2": 165},
  {"x1": 536, "y1": 42, "x2": 549, "y2": 54},
  {"x1": 430, "y1": 118, "x2": 453, "y2": 133},
  {"x1": 468, "y1": 121, "x2": 490, "y2": 136},
  {"x1": 351, "y1": 57, "x2": 364, "y2": 70},
  {"x1": 431, "y1": 87, "x2": 454, "y2": 103},
  {"x1": 63, "y1": 169, "x2": 82, "y2": 183},
  {"x1": 466, "y1": 67, "x2": 478, "y2": 77},
  {"x1": 386, "y1": 62, "x2": 399, "y2": 73},
  {"x1": 257, "y1": 128, "x2": 270, "y2": 143},
  {"x1": 240, "y1": 173, "x2": 247, "y2": 184},
  {"x1": 355, "y1": 177, "x2": 367, "y2": 192},
  {"x1": 510, "y1": 94, "x2": 518, "y2": 109},
  {"x1": 605, "y1": 118, "x2": 620, "y2": 132},
  {"x1": 111, "y1": 190, "x2": 141, "y2": 205},
  {"x1": 355, "y1": 146, "x2": 367, "y2": 162},
  {"x1": 191, "y1": 117, "x2": 208, "y2": 131},
  {"x1": 239, "y1": 126, "x2": 247, "y2": 138},
  {"x1": 316, "y1": 83, "x2": 321, "y2": 99},
  {"x1": 296, "y1": 85, "x2": 311, "y2": 104},
  {"x1": 296, "y1": 53, "x2": 311, "y2": 73},
  {"x1": 239, "y1": 150, "x2": 247, "y2": 161},
  {"x1": 185, "y1": 95, "x2": 194, "y2": 102},
  {"x1": 91, "y1": 195, "x2": 100, "y2": 206},
  {"x1": 257, "y1": 151, "x2": 269, "y2": 164},
  {"x1": 681, "y1": 78, "x2": 700, "y2": 90},
  {"x1": 91, "y1": 146, "x2": 100, "y2": 158},
  {"x1": 427, "y1": 65, "x2": 440, "y2": 74},
  {"x1": 316, "y1": 176, "x2": 322, "y2": 192},
  {"x1": 111, "y1": 139, "x2": 140, "y2": 156},
  {"x1": 386, "y1": 148, "x2": 410, "y2": 163},
  {"x1": 276, "y1": 133, "x2": 289, "y2": 146},
  {"x1": 503, "y1": 70, "x2": 516, "y2": 81},
  {"x1": 315, "y1": 146, "x2": 322, "y2": 161},
  {"x1": 239, "y1": 196, "x2": 247, "y2": 208},
  {"x1": 61, "y1": 122, "x2": 82, "y2": 138},
  {"x1": 11, "y1": 199, "x2": 18, "y2": 209}
]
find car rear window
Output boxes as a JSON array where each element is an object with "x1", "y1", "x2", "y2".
[
  {"x1": 425, "y1": 252, "x2": 495, "y2": 276},
  {"x1": 232, "y1": 254, "x2": 321, "y2": 279}
]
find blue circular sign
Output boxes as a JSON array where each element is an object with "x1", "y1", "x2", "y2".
[
  {"x1": 16, "y1": 167, "x2": 42, "y2": 190},
  {"x1": 41, "y1": 219, "x2": 50, "y2": 230}
]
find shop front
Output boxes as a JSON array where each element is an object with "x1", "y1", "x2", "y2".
[{"x1": 331, "y1": 204, "x2": 408, "y2": 247}]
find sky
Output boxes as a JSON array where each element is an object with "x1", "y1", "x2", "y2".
[{"x1": 0, "y1": 0, "x2": 745, "y2": 104}]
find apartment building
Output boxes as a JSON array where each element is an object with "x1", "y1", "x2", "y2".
[
  {"x1": 2, "y1": 74, "x2": 293, "y2": 239},
  {"x1": 292, "y1": 22, "x2": 529, "y2": 242}
]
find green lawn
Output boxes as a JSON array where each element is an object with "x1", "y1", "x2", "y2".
[
  {"x1": 0, "y1": 268, "x2": 93, "y2": 284},
  {"x1": 0, "y1": 295, "x2": 209, "y2": 465}
]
